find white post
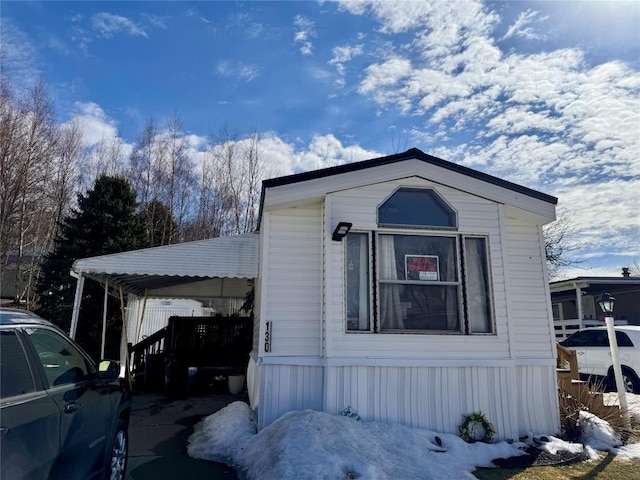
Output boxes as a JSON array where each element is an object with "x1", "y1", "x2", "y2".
[
  {"x1": 605, "y1": 314, "x2": 631, "y2": 428},
  {"x1": 69, "y1": 273, "x2": 85, "y2": 339},
  {"x1": 574, "y1": 282, "x2": 584, "y2": 329},
  {"x1": 100, "y1": 279, "x2": 109, "y2": 359}
]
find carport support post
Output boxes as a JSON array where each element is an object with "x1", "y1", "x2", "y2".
[
  {"x1": 100, "y1": 279, "x2": 109, "y2": 359},
  {"x1": 119, "y1": 287, "x2": 132, "y2": 388},
  {"x1": 69, "y1": 272, "x2": 85, "y2": 339}
]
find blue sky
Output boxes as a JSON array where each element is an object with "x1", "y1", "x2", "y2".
[{"x1": 2, "y1": 1, "x2": 639, "y2": 278}]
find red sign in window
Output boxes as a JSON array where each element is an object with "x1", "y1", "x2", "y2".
[{"x1": 405, "y1": 255, "x2": 440, "y2": 281}]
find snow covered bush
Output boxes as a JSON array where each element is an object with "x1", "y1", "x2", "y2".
[{"x1": 558, "y1": 382, "x2": 629, "y2": 442}]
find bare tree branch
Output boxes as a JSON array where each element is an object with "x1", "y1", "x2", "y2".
[{"x1": 543, "y1": 214, "x2": 584, "y2": 279}]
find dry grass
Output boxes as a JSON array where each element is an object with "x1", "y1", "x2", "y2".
[
  {"x1": 474, "y1": 453, "x2": 640, "y2": 480},
  {"x1": 474, "y1": 384, "x2": 640, "y2": 479},
  {"x1": 559, "y1": 379, "x2": 633, "y2": 442}
]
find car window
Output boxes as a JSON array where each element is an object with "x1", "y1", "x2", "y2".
[
  {"x1": 0, "y1": 330, "x2": 36, "y2": 398},
  {"x1": 563, "y1": 329, "x2": 636, "y2": 348},
  {"x1": 563, "y1": 330, "x2": 600, "y2": 347},
  {"x1": 615, "y1": 331, "x2": 634, "y2": 347},
  {"x1": 25, "y1": 328, "x2": 93, "y2": 387},
  {"x1": 590, "y1": 330, "x2": 609, "y2": 347}
]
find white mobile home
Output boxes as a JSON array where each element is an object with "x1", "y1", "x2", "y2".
[
  {"x1": 70, "y1": 148, "x2": 559, "y2": 440},
  {"x1": 248, "y1": 148, "x2": 559, "y2": 440}
]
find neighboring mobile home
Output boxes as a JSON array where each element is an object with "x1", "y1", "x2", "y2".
[
  {"x1": 70, "y1": 148, "x2": 559, "y2": 440},
  {"x1": 248, "y1": 148, "x2": 559, "y2": 440},
  {"x1": 550, "y1": 272, "x2": 640, "y2": 340}
]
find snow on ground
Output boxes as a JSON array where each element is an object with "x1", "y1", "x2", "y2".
[
  {"x1": 605, "y1": 392, "x2": 640, "y2": 422},
  {"x1": 188, "y1": 394, "x2": 640, "y2": 480}
]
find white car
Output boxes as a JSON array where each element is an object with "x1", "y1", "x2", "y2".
[{"x1": 560, "y1": 326, "x2": 640, "y2": 394}]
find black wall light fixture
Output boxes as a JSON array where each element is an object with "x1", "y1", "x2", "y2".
[{"x1": 332, "y1": 222, "x2": 352, "y2": 241}]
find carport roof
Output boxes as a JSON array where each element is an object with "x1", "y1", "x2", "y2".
[{"x1": 72, "y1": 233, "x2": 259, "y2": 296}]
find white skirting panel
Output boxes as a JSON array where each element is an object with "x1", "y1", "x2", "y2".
[
  {"x1": 257, "y1": 363, "x2": 559, "y2": 440},
  {"x1": 515, "y1": 364, "x2": 560, "y2": 436},
  {"x1": 258, "y1": 363, "x2": 324, "y2": 430},
  {"x1": 247, "y1": 355, "x2": 260, "y2": 410},
  {"x1": 326, "y1": 364, "x2": 559, "y2": 440}
]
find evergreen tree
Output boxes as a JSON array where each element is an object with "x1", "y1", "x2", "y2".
[{"x1": 36, "y1": 176, "x2": 148, "y2": 360}]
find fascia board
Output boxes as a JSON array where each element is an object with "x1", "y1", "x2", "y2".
[{"x1": 263, "y1": 159, "x2": 556, "y2": 221}]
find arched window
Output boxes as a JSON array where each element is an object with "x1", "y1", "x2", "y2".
[{"x1": 378, "y1": 188, "x2": 457, "y2": 229}]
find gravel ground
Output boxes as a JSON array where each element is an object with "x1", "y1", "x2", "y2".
[{"x1": 492, "y1": 447, "x2": 588, "y2": 468}]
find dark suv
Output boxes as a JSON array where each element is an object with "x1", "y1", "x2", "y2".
[{"x1": 0, "y1": 308, "x2": 131, "y2": 479}]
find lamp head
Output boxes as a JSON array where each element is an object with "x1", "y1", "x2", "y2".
[{"x1": 597, "y1": 292, "x2": 615, "y2": 314}]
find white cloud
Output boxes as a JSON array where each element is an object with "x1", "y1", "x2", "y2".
[
  {"x1": 140, "y1": 13, "x2": 167, "y2": 30},
  {"x1": 46, "y1": 35, "x2": 72, "y2": 56},
  {"x1": 345, "y1": 1, "x2": 639, "y2": 197},
  {"x1": 298, "y1": 134, "x2": 376, "y2": 171},
  {"x1": 67, "y1": 11, "x2": 166, "y2": 53},
  {"x1": 216, "y1": 60, "x2": 260, "y2": 82},
  {"x1": 68, "y1": 102, "x2": 119, "y2": 147},
  {"x1": 294, "y1": 15, "x2": 315, "y2": 55},
  {"x1": 336, "y1": 0, "x2": 638, "y2": 278},
  {"x1": 502, "y1": 9, "x2": 547, "y2": 41},
  {"x1": 484, "y1": 107, "x2": 565, "y2": 136},
  {"x1": 0, "y1": 19, "x2": 41, "y2": 89},
  {"x1": 358, "y1": 57, "x2": 413, "y2": 111},
  {"x1": 185, "y1": 8, "x2": 211, "y2": 24},
  {"x1": 250, "y1": 134, "x2": 379, "y2": 178},
  {"x1": 91, "y1": 12, "x2": 148, "y2": 38},
  {"x1": 185, "y1": 134, "x2": 207, "y2": 150},
  {"x1": 329, "y1": 44, "x2": 364, "y2": 81},
  {"x1": 330, "y1": 44, "x2": 364, "y2": 64},
  {"x1": 246, "y1": 22, "x2": 264, "y2": 39},
  {"x1": 554, "y1": 179, "x2": 640, "y2": 266}
]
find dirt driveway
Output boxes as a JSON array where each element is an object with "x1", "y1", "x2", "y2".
[{"x1": 126, "y1": 392, "x2": 240, "y2": 479}]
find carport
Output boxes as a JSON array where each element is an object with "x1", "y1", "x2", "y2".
[{"x1": 68, "y1": 233, "x2": 259, "y2": 382}]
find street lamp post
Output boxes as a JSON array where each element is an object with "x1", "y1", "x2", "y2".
[{"x1": 597, "y1": 292, "x2": 630, "y2": 428}]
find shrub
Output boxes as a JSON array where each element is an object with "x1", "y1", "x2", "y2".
[{"x1": 558, "y1": 379, "x2": 631, "y2": 442}]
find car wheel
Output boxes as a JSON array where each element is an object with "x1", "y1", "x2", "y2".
[
  {"x1": 106, "y1": 419, "x2": 128, "y2": 480},
  {"x1": 620, "y1": 367, "x2": 640, "y2": 394}
]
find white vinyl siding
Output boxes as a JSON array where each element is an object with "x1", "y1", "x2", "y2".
[
  {"x1": 505, "y1": 217, "x2": 556, "y2": 358},
  {"x1": 325, "y1": 178, "x2": 510, "y2": 360},
  {"x1": 261, "y1": 204, "x2": 323, "y2": 356}
]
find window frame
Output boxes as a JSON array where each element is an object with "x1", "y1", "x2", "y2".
[
  {"x1": 377, "y1": 187, "x2": 459, "y2": 230},
  {"x1": 376, "y1": 231, "x2": 464, "y2": 334},
  {"x1": 344, "y1": 231, "x2": 374, "y2": 333},
  {"x1": 461, "y1": 235, "x2": 496, "y2": 335},
  {"x1": 344, "y1": 229, "x2": 495, "y2": 335}
]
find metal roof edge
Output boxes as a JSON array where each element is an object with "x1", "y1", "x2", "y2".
[
  {"x1": 262, "y1": 148, "x2": 558, "y2": 204},
  {"x1": 72, "y1": 233, "x2": 260, "y2": 274},
  {"x1": 257, "y1": 148, "x2": 558, "y2": 229}
]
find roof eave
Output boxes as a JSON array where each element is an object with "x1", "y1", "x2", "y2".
[{"x1": 257, "y1": 148, "x2": 557, "y2": 229}]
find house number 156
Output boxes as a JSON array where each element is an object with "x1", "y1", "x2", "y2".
[{"x1": 264, "y1": 321, "x2": 272, "y2": 352}]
